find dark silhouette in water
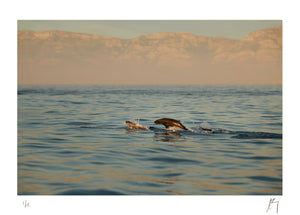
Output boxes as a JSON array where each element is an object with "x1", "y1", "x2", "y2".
[
  {"x1": 154, "y1": 118, "x2": 189, "y2": 130},
  {"x1": 125, "y1": 118, "x2": 213, "y2": 132},
  {"x1": 124, "y1": 118, "x2": 282, "y2": 140},
  {"x1": 125, "y1": 118, "x2": 188, "y2": 131}
]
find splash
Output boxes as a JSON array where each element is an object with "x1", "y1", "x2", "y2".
[
  {"x1": 124, "y1": 119, "x2": 149, "y2": 130},
  {"x1": 199, "y1": 121, "x2": 212, "y2": 130},
  {"x1": 188, "y1": 121, "x2": 214, "y2": 134}
]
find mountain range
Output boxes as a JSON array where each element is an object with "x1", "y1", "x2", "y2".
[{"x1": 18, "y1": 26, "x2": 282, "y2": 85}]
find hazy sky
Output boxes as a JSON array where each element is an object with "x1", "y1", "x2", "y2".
[{"x1": 18, "y1": 20, "x2": 282, "y2": 39}]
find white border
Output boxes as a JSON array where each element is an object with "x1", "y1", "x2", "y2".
[{"x1": 2, "y1": 0, "x2": 299, "y2": 214}]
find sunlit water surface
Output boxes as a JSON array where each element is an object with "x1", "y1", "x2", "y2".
[{"x1": 18, "y1": 85, "x2": 282, "y2": 195}]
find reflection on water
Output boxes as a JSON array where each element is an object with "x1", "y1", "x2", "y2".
[
  {"x1": 153, "y1": 132, "x2": 184, "y2": 142},
  {"x1": 18, "y1": 85, "x2": 282, "y2": 195}
]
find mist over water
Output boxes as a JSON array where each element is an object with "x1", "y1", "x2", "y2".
[{"x1": 18, "y1": 85, "x2": 282, "y2": 195}]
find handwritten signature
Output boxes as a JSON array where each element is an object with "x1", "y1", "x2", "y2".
[
  {"x1": 266, "y1": 198, "x2": 279, "y2": 213},
  {"x1": 23, "y1": 200, "x2": 30, "y2": 208}
]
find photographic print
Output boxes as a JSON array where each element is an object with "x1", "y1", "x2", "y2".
[{"x1": 18, "y1": 20, "x2": 282, "y2": 195}]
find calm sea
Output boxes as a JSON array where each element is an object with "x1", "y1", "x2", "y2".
[{"x1": 18, "y1": 85, "x2": 282, "y2": 195}]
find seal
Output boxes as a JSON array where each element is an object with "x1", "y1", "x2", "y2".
[
  {"x1": 154, "y1": 118, "x2": 189, "y2": 130},
  {"x1": 125, "y1": 118, "x2": 213, "y2": 134},
  {"x1": 125, "y1": 121, "x2": 149, "y2": 130}
]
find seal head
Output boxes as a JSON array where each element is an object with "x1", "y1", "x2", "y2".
[{"x1": 125, "y1": 121, "x2": 149, "y2": 130}]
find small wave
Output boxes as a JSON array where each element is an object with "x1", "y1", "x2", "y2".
[
  {"x1": 234, "y1": 155, "x2": 279, "y2": 160},
  {"x1": 216, "y1": 149, "x2": 252, "y2": 155},
  {"x1": 57, "y1": 100, "x2": 87, "y2": 105},
  {"x1": 125, "y1": 181, "x2": 166, "y2": 188},
  {"x1": 190, "y1": 111, "x2": 206, "y2": 115},
  {"x1": 146, "y1": 156, "x2": 201, "y2": 164},
  {"x1": 58, "y1": 150, "x2": 77, "y2": 155},
  {"x1": 48, "y1": 137, "x2": 66, "y2": 141},
  {"x1": 151, "y1": 147, "x2": 174, "y2": 153},
  {"x1": 57, "y1": 188, "x2": 124, "y2": 195},
  {"x1": 18, "y1": 89, "x2": 43, "y2": 95},
  {"x1": 160, "y1": 172, "x2": 184, "y2": 177},
  {"x1": 232, "y1": 132, "x2": 282, "y2": 139},
  {"x1": 70, "y1": 101, "x2": 87, "y2": 105},
  {"x1": 222, "y1": 182, "x2": 247, "y2": 185},
  {"x1": 27, "y1": 122, "x2": 42, "y2": 125},
  {"x1": 248, "y1": 175, "x2": 282, "y2": 182},
  {"x1": 44, "y1": 110, "x2": 59, "y2": 114},
  {"x1": 37, "y1": 137, "x2": 67, "y2": 143},
  {"x1": 90, "y1": 161, "x2": 107, "y2": 165},
  {"x1": 67, "y1": 121, "x2": 94, "y2": 126},
  {"x1": 48, "y1": 182, "x2": 73, "y2": 186},
  {"x1": 246, "y1": 140, "x2": 274, "y2": 145},
  {"x1": 55, "y1": 149, "x2": 91, "y2": 157},
  {"x1": 79, "y1": 126, "x2": 102, "y2": 129},
  {"x1": 18, "y1": 88, "x2": 79, "y2": 96},
  {"x1": 19, "y1": 142, "x2": 57, "y2": 149},
  {"x1": 88, "y1": 112, "x2": 103, "y2": 115}
]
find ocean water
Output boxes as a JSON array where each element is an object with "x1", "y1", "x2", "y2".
[{"x1": 18, "y1": 85, "x2": 282, "y2": 195}]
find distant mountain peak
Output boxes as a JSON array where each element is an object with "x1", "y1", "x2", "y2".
[
  {"x1": 242, "y1": 25, "x2": 282, "y2": 41},
  {"x1": 18, "y1": 26, "x2": 282, "y2": 85}
]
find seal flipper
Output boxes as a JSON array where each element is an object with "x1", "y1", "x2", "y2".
[{"x1": 154, "y1": 118, "x2": 189, "y2": 130}]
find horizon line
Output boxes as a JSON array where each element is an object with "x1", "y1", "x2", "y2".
[{"x1": 17, "y1": 22, "x2": 283, "y2": 40}]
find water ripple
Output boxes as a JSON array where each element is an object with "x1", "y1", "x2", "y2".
[
  {"x1": 145, "y1": 156, "x2": 201, "y2": 164},
  {"x1": 248, "y1": 176, "x2": 282, "y2": 182},
  {"x1": 58, "y1": 189, "x2": 125, "y2": 195},
  {"x1": 18, "y1": 85, "x2": 282, "y2": 195}
]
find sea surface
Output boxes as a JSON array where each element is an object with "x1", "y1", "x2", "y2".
[{"x1": 18, "y1": 85, "x2": 282, "y2": 195}]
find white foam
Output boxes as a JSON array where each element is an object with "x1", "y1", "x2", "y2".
[
  {"x1": 199, "y1": 121, "x2": 212, "y2": 129},
  {"x1": 166, "y1": 126, "x2": 183, "y2": 131}
]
